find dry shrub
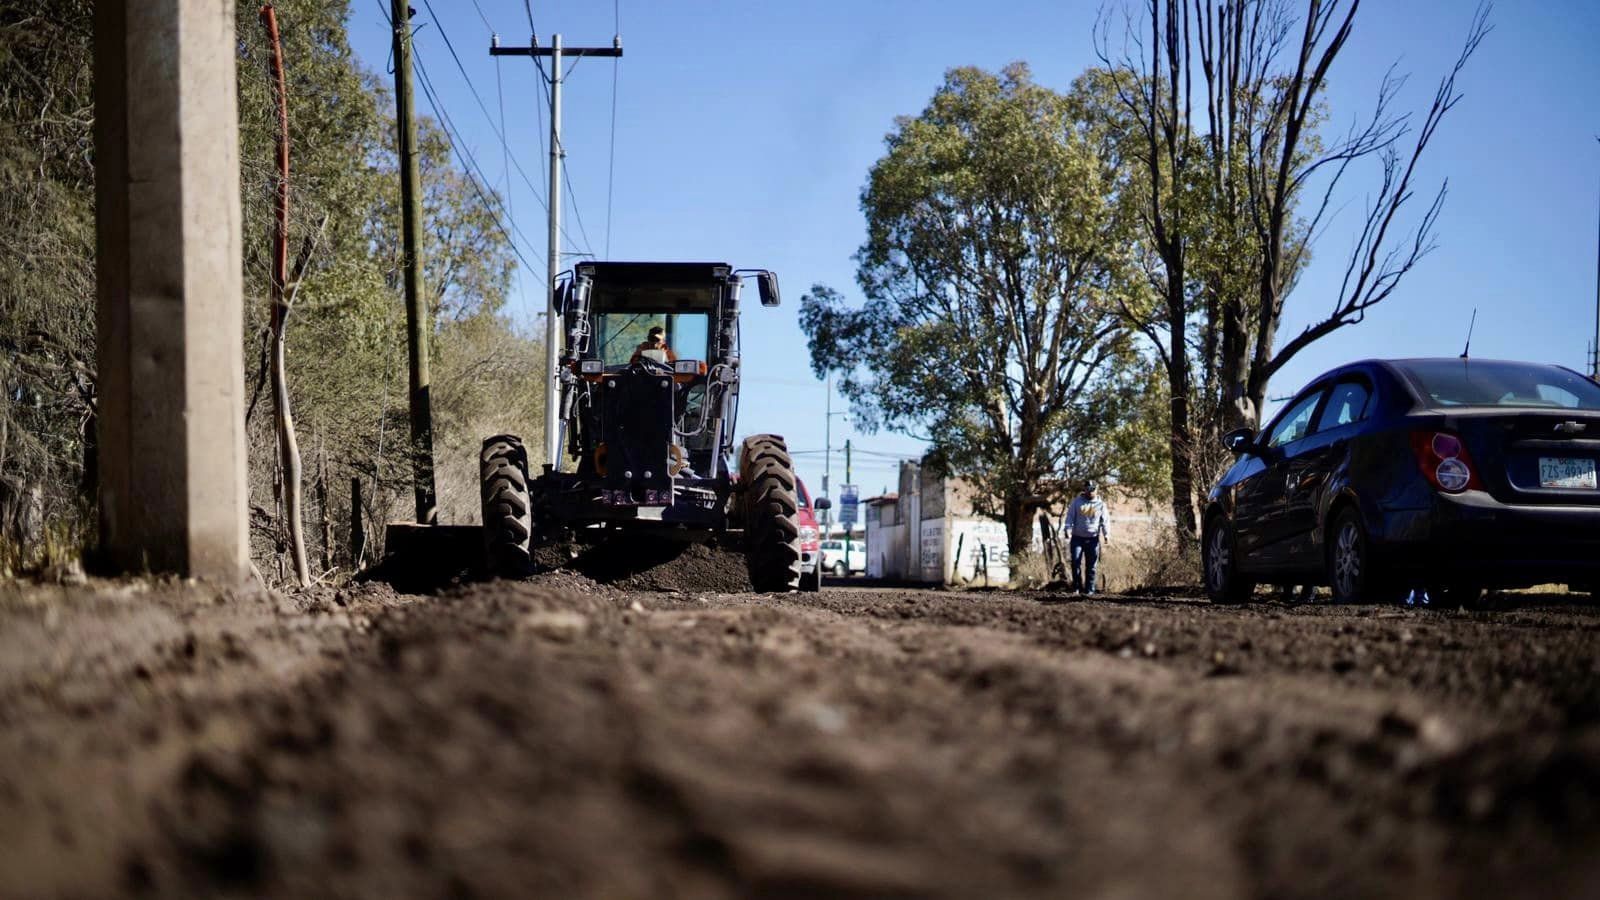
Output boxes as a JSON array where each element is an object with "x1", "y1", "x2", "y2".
[
  {"x1": 1007, "y1": 549, "x2": 1054, "y2": 589},
  {"x1": 1095, "y1": 530, "x2": 1199, "y2": 593}
]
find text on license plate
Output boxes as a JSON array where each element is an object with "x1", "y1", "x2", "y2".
[{"x1": 1538, "y1": 457, "x2": 1598, "y2": 489}]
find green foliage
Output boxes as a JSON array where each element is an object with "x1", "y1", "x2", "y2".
[
  {"x1": 0, "y1": 0, "x2": 541, "y2": 575},
  {"x1": 801, "y1": 64, "x2": 1166, "y2": 553},
  {"x1": 0, "y1": 0, "x2": 96, "y2": 553}
]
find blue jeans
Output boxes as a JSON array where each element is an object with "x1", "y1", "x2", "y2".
[{"x1": 1070, "y1": 535, "x2": 1101, "y2": 593}]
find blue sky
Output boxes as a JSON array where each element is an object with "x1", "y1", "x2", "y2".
[{"x1": 347, "y1": 0, "x2": 1600, "y2": 501}]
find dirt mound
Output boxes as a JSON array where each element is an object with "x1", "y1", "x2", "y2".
[{"x1": 540, "y1": 536, "x2": 754, "y2": 593}]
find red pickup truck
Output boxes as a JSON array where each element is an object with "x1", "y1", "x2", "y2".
[{"x1": 796, "y1": 477, "x2": 825, "y2": 592}]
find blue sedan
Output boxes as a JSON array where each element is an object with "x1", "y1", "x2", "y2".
[{"x1": 1202, "y1": 358, "x2": 1600, "y2": 606}]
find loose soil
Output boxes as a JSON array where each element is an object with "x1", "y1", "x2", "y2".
[{"x1": 1, "y1": 567, "x2": 1598, "y2": 898}]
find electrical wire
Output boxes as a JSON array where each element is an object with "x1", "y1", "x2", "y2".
[
  {"x1": 377, "y1": 0, "x2": 539, "y2": 275},
  {"x1": 604, "y1": 0, "x2": 620, "y2": 259},
  {"x1": 416, "y1": 0, "x2": 547, "y2": 216},
  {"x1": 411, "y1": 46, "x2": 544, "y2": 277},
  {"x1": 494, "y1": 50, "x2": 512, "y2": 217},
  {"x1": 562, "y1": 164, "x2": 595, "y2": 257}
]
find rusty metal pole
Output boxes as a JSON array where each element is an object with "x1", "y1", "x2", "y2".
[{"x1": 260, "y1": 4, "x2": 310, "y2": 586}]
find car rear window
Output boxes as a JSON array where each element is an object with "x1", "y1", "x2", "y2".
[{"x1": 1397, "y1": 360, "x2": 1600, "y2": 411}]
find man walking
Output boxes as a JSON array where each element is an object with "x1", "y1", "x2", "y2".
[{"x1": 1064, "y1": 480, "x2": 1109, "y2": 595}]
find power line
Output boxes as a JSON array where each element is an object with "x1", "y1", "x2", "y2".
[
  {"x1": 416, "y1": 0, "x2": 595, "y2": 263},
  {"x1": 562, "y1": 164, "x2": 594, "y2": 257},
  {"x1": 415, "y1": 0, "x2": 547, "y2": 217},
  {"x1": 494, "y1": 46, "x2": 511, "y2": 213},
  {"x1": 410, "y1": 45, "x2": 543, "y2": 277},
  {"x1": 378, "y1": 0, "x2": 539, "y2": 273},
  {"x1": 604, "y1": 0, "x2": 620, "y2": 258}
]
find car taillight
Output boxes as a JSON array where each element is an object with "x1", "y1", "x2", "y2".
[{"x1": 1410, "y1": 430, "x2": 1482, "y2": 493}]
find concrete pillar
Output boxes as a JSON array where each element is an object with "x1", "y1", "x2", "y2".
[{"x1": 94, "y1": 0, "x2": 248, "y2": 581}]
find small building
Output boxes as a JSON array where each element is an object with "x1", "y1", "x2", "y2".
[
  {"x1": 863, "y1": 462, "x2": 1010, "y2": 585},
  {"x1": 863, "y1": 459, "x2": 1176, "y2": 586}
]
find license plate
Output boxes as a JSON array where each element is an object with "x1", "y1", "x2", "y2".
[{"x1": 1538, "y1": 457, "x2": 1598, "y2": 489}]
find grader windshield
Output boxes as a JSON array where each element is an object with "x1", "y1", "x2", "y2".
[{"x1": 592, "y1": 312, "x2": 710, "y2": 368}]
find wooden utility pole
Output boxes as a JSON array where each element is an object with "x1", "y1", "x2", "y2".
[
  {"x1": 317, "y1": 439, "x2": 332, "y2": 572},
  {"x1": 491, "y1": 32, "x2": 622, "y2": 469},
  {"x1": 390, "y1": 0, "x2": 437, "y2": 523},
  {"x1": 350, "y1": 477, "x2": 366, "y2": 569}
]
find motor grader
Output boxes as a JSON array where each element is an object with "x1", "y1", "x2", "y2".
[{"x1": 478, "y1": 261, "x2": 821, "y2": 591}]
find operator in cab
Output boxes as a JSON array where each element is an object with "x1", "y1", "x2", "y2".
[{"x1": 630, "y1": 325, "x2": 677, "y2": 365}]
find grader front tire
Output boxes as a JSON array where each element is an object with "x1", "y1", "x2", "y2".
[
  {"x1": 480, "y1": 435, "x2": 533, "y2": 577},
  {"x1": 741, "y1": 435, "x2": 802, "y2": 593}
]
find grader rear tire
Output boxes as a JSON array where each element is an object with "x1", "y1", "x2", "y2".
[
  {"x1": 480, "y1": 435, "x2": 532, "y2": 577},
  {"x1": 741, "y1": 434, "x2": 802, "y2": 592}
]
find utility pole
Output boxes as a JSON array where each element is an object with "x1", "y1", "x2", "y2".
[
  {"x1": 823, "y1": 372, "x2": 849, "y2": 535},
  {"x1": 843, "y1": 439, "x2": 853, "y2": 561},
  {"x1": 823, "y1": 372, "x2": 832, "y2": 533},
  {"x1": 390, "y1": 0, "x2": 436, "y2": 523},
  {"x1": 492, "y1": 32, "x2": 622, "y2": 468},
  {"x1": 1592, "y1": 137, "x2": 1599, "y2": 379}
]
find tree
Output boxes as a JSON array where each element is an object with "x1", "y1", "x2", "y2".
[
  {"x1": 0, "y1": 0, "x2": 96, "y2": 568},
  {"x1": 0, "y1": 0, "x2": 539, "y2": 576},
  {"x1": 1095, "y1": 0, "x2": 1490, "y2": 541},
  {"x1": 801, "y1": 64, "x2": 1151, "y2": 556}
]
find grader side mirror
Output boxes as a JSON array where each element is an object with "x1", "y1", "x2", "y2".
[{"x1": 757, "y1": 271, "x2": 781, "y2": 307}]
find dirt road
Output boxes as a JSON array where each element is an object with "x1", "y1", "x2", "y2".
[{"x1": 2, "y1": 565, "x2": 1598, "y2": 898}]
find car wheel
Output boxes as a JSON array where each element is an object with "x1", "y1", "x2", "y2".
[
  {"x1": 1327, "y1": 509, "x2": 1404, "y2": 605},
  {"x1": 832, "y1": 561, "x2": 846, "y2": 577},
  {"x1": 1203, "y1": 515, "x2": 1255, "y2": 604}
]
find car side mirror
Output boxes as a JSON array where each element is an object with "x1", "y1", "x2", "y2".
[
  {"x1": 1223, "y1": 427, "x2": 1257, "y2": 455},
  {"x1": 814, "y1": 497, "x2": 832, "y2": 511},
  {"x1": 757, "y1": 271, "x2": 781, "y2": 307}
]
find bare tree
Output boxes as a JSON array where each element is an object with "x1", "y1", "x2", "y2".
[
  {"x1": 1097, "y1": 0, "x2": 1490, "y2": 542},
  {"x1": 1094, "y1": 0, "x2": 1210, "y2": 545},
  {"x1": 1238, "y1": 1, "x2": 1492, "y2": 420}
]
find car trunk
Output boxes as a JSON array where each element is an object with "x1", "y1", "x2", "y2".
[{"x1": 1446, "y1": 409, "x2": 1600, "y2": 506}]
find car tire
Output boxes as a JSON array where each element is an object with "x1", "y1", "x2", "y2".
[
  {"x1": 832, "y1": 561, "x2": 847, "y2": 577},
  {"x1": 1326, "y1": 509, "x2": 1404, "y2": 605},
  {"x1": 1203, "y1": 515, "x2": 1255, "y2": 604}
]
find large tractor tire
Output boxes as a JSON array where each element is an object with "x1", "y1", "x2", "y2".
[
  {"x1": 480, "y1": 435, "x2": 533, "y2": 577},
  {"x1": 740, "y1": 434, "x2": 802, "y2": 592}
]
